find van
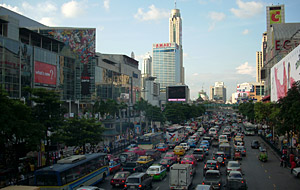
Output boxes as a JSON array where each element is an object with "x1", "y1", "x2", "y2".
[
  {"x1": 169, "y1": 164, "x2": 193, "y2": 189},
  {"x1": 124, "y1": 172, "x2": 152, "y2": 190},
  {"x1": 218, "y1": 143, "x2": 231, "y2": 159},
  {"x1": 119, "y1": 152, "x2": 137, "y2": 165}
]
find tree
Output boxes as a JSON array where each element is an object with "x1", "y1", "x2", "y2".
[
  {"x1": 54, "y1": 117, "x2": 104, "y2": 154},
  {"x1": 238, "y1": 101, "x2": 254, "y2": 122},
  {"x1": 163, "y1": 103, "x2": 185, "y2": 124}
]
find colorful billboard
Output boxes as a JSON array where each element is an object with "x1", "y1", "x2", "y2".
[
  {"x1": 34, "y1": 61, "x2": 57, "y2": 85},
  {"x1": 271, "y1": 45, "x2": 300, "y2": 101},
  {"x1": 269, "y1": 6, "x2": 282, "y2": 25}
]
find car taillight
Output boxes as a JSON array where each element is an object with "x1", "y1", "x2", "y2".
[
  {"x1": 202, "y1": 182, "x2": 205, "y2": 185},
  {"x1": 138, "y1": 185, "x2": 142, "y2": 188},
  {"x1": 181, "y1": 161, "x2": 184, "y2": 164},
  {"x1": 124, "y1": 185, "x2": 127, "y2": 187},
  {"x1": 190, "y1": 172, "x2": 192, "y2": 175},
  {"x1": 224, "y1": 157, "x2": 226, "y2": 160},
  {"x1": 156, "y1": 173, "x2": 160, "y2": 176},
  {"x1": 191, "y1": 162, "x2": 194, "y2": 164},
  {"x1": 241, "y1": 180, "x2": 244, "y2": 183},
  {"x1": 122, "y1": 168, "x2": 124, "y2": 171},
  {"x1": 122, "y1": 180, "x2": 125, "y2": 183},
  {"x1": 133, "y1": 168, "x2": 136, "y2": 171},
  {"x1": 213, "y1": 157, "x2": 215, "y2": 159},
  {"x1": 111, "y1": 180, "x2": 114, "y2": 183},
  {"x1": 218, "y1": 183, "x2": 221, "y2": 186},
  {"x1": 167, "y1": 165, "x2": 170, "y2": 167},
  {"x1": 205, "y1": 164, "x2": 207, "y2": 167}
]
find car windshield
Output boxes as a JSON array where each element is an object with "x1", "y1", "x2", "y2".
[
  {"x1": 160, "y1": 159, "x2": 168, "y2": 164},
  {"x1": 126, "y1": 178, "x2": 140, "y2": 183},
  {"x1": 125, "y1": 163, "x2": 136, "y2": 167},
  {"x1": 183, "y1": 157, "x2": 193, "y2": 161},
  {"x1": 205, "y1": 172, "x2": 220, "y2": 179},
  {"x1": 138, "y1": 158, "x2": 146, "y2": 161},
  {"x1": 229, "y1": 173, "x2": 242, "y2": 178},
  {"x1": 114, "y1": 173, "x2": 127, "y2": 178},
  {"x1": 175, "y1": 147, "x2": 182, "y2": 150},
  {"x1": 207, "y1": 163, "x2": 216, "y2": 167},
  {"x1": 148, "y1": 168, "x2": 159, "y2": 172},
  {"x1": 228, "y1": 162, "x2": 240, "y2": 167},
  {"x1": 165, "y1": 153, "x2": 174, "y2": 156},
  {"x1": 193, "y1": 150, "x2": 203, "y2": 154}
]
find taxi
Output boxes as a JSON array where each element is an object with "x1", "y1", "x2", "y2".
[
  {"x1": 136, "y1": 156, "x2": 154, "y2": 168},
  {"x1": 173, "y1": 146, "x2": 186, "y2": 156},
  {"x1": 146, "y1": 164, "x2": 167, "y2": 180},
  {"x1": 109, "y1": 160, "x2": 121, "y2": 174}
]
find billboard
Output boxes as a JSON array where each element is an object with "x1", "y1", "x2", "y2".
[
  {"x1": 269, "y1": 6, "x2": 282, "y2": 25},
  {"x1": 167, "y1": 86, "x2": 187, "y2": 102},
  {"x1": 271, "y1": 45, "x2": 300, "y2": 101},
  {"x1": 34, "y1": 61, "x2": 57, "y2": 85}
]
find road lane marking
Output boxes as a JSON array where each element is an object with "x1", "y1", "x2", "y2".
[
  {"x1": 269, "y1": 176, "x2": 271, "y2": 179},
  {"x1": 155, "y1": 187, "x2": 160, "y2": 190},
  {"x1": 265, "y1": 170, "x2": 267, "y2": 173}
]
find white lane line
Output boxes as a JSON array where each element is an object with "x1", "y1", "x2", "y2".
[
  {"x1": 155, "y1": 187, "x2": 160, "y2": 190},
  {"x1": 164, "y1": 178, "x2": 167, "y2": 181}
]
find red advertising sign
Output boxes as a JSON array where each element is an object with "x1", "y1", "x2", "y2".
[{"x1": 34, "y1": 61, "x2": 57, "y2": 85}]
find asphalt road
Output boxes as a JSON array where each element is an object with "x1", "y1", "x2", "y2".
[{"x1": 97, "y1": 125, "x2": 300, "y2": 190}]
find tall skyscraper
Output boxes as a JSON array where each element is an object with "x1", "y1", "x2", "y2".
[
  {"x1": 152, "y1": 43, "x2": 180, "y2": 89},
  {"x1": 169, "y1": 7, "x2": 184, "y2": 84},
  {"x1": 142, "y1": 54, "x2": 152, "y2": 78},
  {"x1": 210, "y1": 82, "x2": 226, "y2": 103},
  {"x1": 256, "y1": 51, "x2": 263, "y2": 82}
]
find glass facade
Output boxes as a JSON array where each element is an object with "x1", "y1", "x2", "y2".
[
  {"x1": 95, "y1": 66, "x2": 131, "y2": 102},
  {"x1": 152, "y1": 43, "x2": 180, "y2": 89}
]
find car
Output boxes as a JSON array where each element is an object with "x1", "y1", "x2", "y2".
[
  {"x1": 164, "y1": 152, "x2": 177, "y2": 162},
  {"x1": 110, "y1": 171, "x2": 131, "y2": 187},
  {"x1": 156, "y1": 143, "x2": 169, "y2": 152},
  {"x1": 159, "y1": 158, "x2": 174, "y2": 171},
  {"x1": 181, "y1": 154, "x2": 197, "y2": 168},
  {"x1": 119, "y1": 152, "x2": 138, "y2": 165},
  {"x1": 76, "y1": 186, "x2": 105, "y2": 190},
  {"x1": 174, "y1": 146, "x2": 186, "y2": 156},
  {"x1": 235, "y1": 146, "x2": 246, "y2": 157},
  {"x1": 212, "y1": 140, "x2": 219, "y2": 147},
  {"x1": 233, "y1": 148, "x2": 242, "y2": 160},
  {"x1": 146, "y1": 149, "x2": 161, "y2": 161},
  {"x1": 109, "y1": 160, "x2": 121, "y2": 174},
  {"x1": 124, "y1": 172, "x2": 153, "y2": 190},
  {"x1": 200, "y1": 140, "x2": 210, "y2": 147},
  {"x1": 202, "y1": 170, "x2": 222, "y2": 189},
  {"x1": 195, "y1": 184, "x2": 213, "y2": 190},
  {"x1": 125, "y1": 144, "x2": 138, "y2": 152},
  {"x1": 179, "y1": 143, "x2": 190, "y2": 150},
  {"x1": 146, "y1": 164, "x2": 167, "y2": 180},
  {"x1": 127, "y1": 147, "x2": 146, "y2": 156},
  {"x1": 225, "y1": 171, "x2": 248, "y2": 190},
  {"x1": 251, "y1": 140, "x2": 260, "y2": 149},
  {"x1": 187, "y1": 139, "x2": 197, "y2": 148},
  {"x1": 212, "y1": 151, "x2": 226, "y2": 166},
  {"x1": 122, "y1": 162, "x2": 144, "y2": 173},
  {"x1": 136, "y1": 156, "x2": 154, "y2": 168},
  {"x1": 292, "y1": 167, "x2": 300, "y2": 178},
  {"x1": 226, "y1": 161, "x2": 242, "y2": 175},
  {"x1": 203, "y1": 136, "x2": 212, "y2": 144},
  {"x1": 192, "y1": 148, "x2": 206, "y2": 161},
  {"x1": 203, "y1": 160, "x2": 220, "y2": 175},
  {"x1": 199, "y1": 145, "x2": 209, "y2": 155}
]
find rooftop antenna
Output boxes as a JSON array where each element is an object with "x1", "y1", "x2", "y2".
[{"x1": 175, "y1": 0, "x2": 177, "y2": 9}]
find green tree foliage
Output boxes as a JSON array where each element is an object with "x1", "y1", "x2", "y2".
[
  {"x1": 238, "y1": 101, "x2": 254, "y2": 121},
  {"x1": 145, "y1": 104, "x2": 166, "y2": 124},
  {"x1": 54, "y1": 117, "x2": 104, "y2": 153},
  {"x1": 94, "y1": 99, "x2": 119, "y2": 119}
]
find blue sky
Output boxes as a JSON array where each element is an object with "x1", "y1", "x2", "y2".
[{"x1": 3, "y1": 0, "x2": 300, "y2": 100}]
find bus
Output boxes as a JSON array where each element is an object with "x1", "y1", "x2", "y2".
[
  {"x1": 166, "y1": 126, "x2": 185, "y2": 144},
  {"x1": 137, "y1": 132, "x2": 165, "y2": 149},
  {"x1": 34, "y1": 153, "x2": 109, "y2": 190}
]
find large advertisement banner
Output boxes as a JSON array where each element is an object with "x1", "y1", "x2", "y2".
[
  {"x1": 271, "y1": 45, "x2": 300, "y2": 101},
  {"x1": 34, "y1": 61, "x2": 57, "y2": 85},
  {"x1": 270, "y1": 9, "x2": 282, "y2": 25}
]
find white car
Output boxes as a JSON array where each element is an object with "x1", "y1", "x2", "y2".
[
  {"x1": 179, "y1": 143, "x2": 190, "y2": 150},
  {"x1": 292, "y1": 167, "x2": 300, "y2": 178}
]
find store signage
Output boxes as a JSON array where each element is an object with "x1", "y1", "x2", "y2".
[
  {"x1": 34, "y1": 61, "x2": 57, "y2": 85},
  {"x1": 155, "y1": 43, "x2": 172, "y2": 48},
  {"x1": 275, "y1": 40, "x2": 300, "y2": 51}
]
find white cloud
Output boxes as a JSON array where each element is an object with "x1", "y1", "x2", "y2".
[
  {"x1": 242, "y1": 29, "x2": 249, "y2": 35},
  {"x1": 61, "y1": 0, "x2": 87, "y2": 18},
  {"x1": 236, "y1": 62, "x2": 255, "y2": 76},
  {"x1": 0, "y1": 3, "x2": 22, "y2": 14},
  {"x1": 193, "y1": 73, "x2": 199, "y2": 76},
  {"x1": 39, "y1": 17, "x2": 57, "y2": 26},
  {"x1": 208, "y1": 12, "x2": 226, "y2": 31},
  {"x1": 103, "y1": 0, "x2": 110, "y2": 11},
  {"x1": 230, "y1": 0, "x2": 263, "y2": 19},
  {"x1": 134, "y1": 5, "x2": 169, "y2": 21}
]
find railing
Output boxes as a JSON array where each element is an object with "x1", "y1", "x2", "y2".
[{"x1": 259, "y1": 134, "x2": 282, "y2": 157}]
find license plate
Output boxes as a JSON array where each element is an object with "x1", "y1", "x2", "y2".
[
  {"x1": 130, "y1": 186, "x2": 136, "y2": 189},
  {"x1": 115, "y1": 184, "x2": 119, "y2": 186}
]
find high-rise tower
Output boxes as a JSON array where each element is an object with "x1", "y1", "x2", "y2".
[{"x1": 169, "y1": 3, "x2": 184, "y2": 84}]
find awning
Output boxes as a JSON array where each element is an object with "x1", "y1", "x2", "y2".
[{"x1": 262, "y1": 95, "x2": 270, "y2": 102}]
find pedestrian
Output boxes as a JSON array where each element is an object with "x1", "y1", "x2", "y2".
[
  {"x1": 280, "y1": 154, "x2": 287, "y2": 167},
  {"x1": 291, "y1": 161, "x2": 296, "y2": 173}
]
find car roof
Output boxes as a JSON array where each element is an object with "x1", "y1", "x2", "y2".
[
  {"x1": 128, "y1": 172, "x2": 146, "y2": 178},
  {"x1": 149, "y1": 165, "x2": 161, "y2": 168},
  {"x1": 205, "y1": 170, "x2": 220, "y2": 174},
  {"x1": 228, "y1": 161, "x2": 239, "y2": 164},
  {"x1": 214, "y1": 151, "x2": 225, "y2": 154},
  {"x1": 206, "y1": 160, "x2": 217, "y2": 163}
]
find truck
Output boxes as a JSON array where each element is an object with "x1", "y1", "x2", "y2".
[{"x1": 169, "y1": 164, "x2": 193, "y2": 189}]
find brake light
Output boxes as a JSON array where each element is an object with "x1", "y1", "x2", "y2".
[
  {"x1": 138, "y1": 185, "x2": 142, "y2": 188},
  {"x1": 202, "y1": 182, "x2": 205, "y2": 185},
  {"x1": 190, "y1": 172, "x2": 193, "y2": 175},
  {"x1": 218, "y1": 183, "x2": 221, "y2": 186},
  {"x1": 205, "y1": 164, "x2": 207, "y2": 167},
  {"x1": 111, "y1": 180, "x2": 114, "y2": 183},
  {"x1": 122, "y1": 180, "x2": 125, "y2": 183},
  {"x1": 124, "y1": 185, "x2": 127, "y2": 187},
  {"x1": 181, "y1": 161, "x2": 184, "y2": 164},
  {"x1": 122, "y1": 168, "x2": 124, "y2": 171},
  {"x1": 133, "y1": 168, "x2": 135, "y2": 171},
  {"x1": 156, "y1": 173, "x2": 160, "y2": 176},
  {"x1": 213, "y1": 157, "x2": 215, "y2": 159},
  {"x1": 241, "y1": 181, "x2": 244, "y2": 183},
  {"x1": 167, "y1": 165, "x2": 170, "y2": 167},
  {"x1": 224, "y1": 157, "x2": 226, "y2": 160}
]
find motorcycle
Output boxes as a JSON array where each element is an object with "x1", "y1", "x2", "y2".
[{"x1": 259, "y1": 151, "x2": 268, "y2": 162}]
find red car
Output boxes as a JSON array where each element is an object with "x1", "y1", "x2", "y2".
[
  {"x1": 181, "y1": 154, "x2": 197, "y2": 167},
  {"x1": 156, "y1": 143, "x2": 169, "y2": 152},
  {"x1": 127, "y1": 147, "x2": 146, "y2": 156},
  {"x1": 109, "y1": 160, "x2": 121, "y2": 174},
  {"x1": 110, "y1": 171, "x2": 130, "y2": 187},
  {"x1": 163, "y1": 152, "x2": 177, "y2": 162},
  {"x1": 124, "y1": 144, "x2": 138, "y2": 152}
]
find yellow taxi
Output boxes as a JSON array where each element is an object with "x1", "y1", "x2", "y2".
[
  {"x1": 136, "y1": 156, "x2": 154, "y2": 168},
  {"x1": 173, "y1": 146, "x2": 186, "y2": 156}
]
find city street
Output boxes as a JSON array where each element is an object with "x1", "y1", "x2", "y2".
[{"x1": 97, "y1": 125, "x2": 300, "y2": 190}]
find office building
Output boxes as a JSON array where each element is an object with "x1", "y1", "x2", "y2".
[
  {"x1": 234, "y1": 82, "x2": 264, "y2": 103},
  {"x1": 256, "y1": 51, "x2": 263, "y2": 82},
  {"x1": 142, "y1": 54, "x2": 152, "y2": 78},
  {"x1": 210, "y1": 82, "x2": 226, "y2": 103},
  {"x1": 152, "y1": 42, "x2": 180, "y2": 89}
]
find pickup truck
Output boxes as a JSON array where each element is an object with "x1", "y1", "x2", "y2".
[
  {"x1": 122, "y1": 162, "x2": 143, "y2": 173},
  {"x1": 169, "y1": 164, "x2": 193, "y2": 189}
]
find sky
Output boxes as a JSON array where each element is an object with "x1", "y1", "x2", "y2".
[{"x1": 2, "y1": 0, "x2": 300, "y2": 100}]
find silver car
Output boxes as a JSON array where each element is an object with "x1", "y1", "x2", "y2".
[{"x1": 226, "y1": 161, "x2": 242, "y2": 175}]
